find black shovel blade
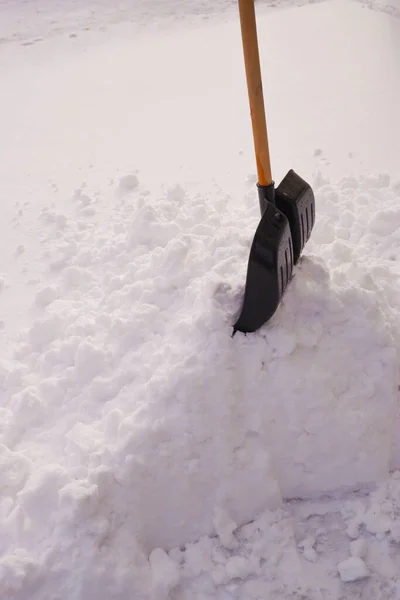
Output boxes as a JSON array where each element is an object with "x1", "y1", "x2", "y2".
[
  {"x1": 275, "y1": 169, "x2": 315, "y2": 264},
  {"x1": 233, "y1": 201, "x2": 294, "y2": 334}
]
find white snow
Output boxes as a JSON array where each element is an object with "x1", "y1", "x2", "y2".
[
  {"x1": 350, "y1": 538, "x2": 367, "y2": 558},
  {"x1": 1, "y1": 0, "x2": 400, "y2": 598},
  {"x1": 337, "y1": 556, "x2": 370, "y2": 583},
  {"x1": 149, "y1": 547, "x2": 181, "y2": 598}
]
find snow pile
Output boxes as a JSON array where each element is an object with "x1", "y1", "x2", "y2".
[{"x1": 1, "y1": 171, "x2": 399, "y2": 598}]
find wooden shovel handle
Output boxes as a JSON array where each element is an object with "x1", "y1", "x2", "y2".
[{"x1": 238, "y1": 0, "x2": 272, "y2": 186}]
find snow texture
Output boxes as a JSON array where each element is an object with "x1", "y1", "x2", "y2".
[
  {"x1": 1, "y1": 0, "x2": 400, "y2": 599},
  {"x1": 337, "y1": 557, "x2": 370, "y2": 583}
]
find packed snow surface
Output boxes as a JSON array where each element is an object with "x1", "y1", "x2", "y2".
[{"x1": 1, "y1": 0, "x2": 400, "y2": 599}]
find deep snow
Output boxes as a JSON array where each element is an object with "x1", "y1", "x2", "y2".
[{"x1": 1, "y1": 0, "x2": 400, "y2": 599}]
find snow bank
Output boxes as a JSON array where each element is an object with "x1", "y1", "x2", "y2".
[{"x1": 1, "y1": 172, "x2": 399, "y2": 599}]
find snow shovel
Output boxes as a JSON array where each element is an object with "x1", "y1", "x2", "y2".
[{"x1": 233, "y1": 0, "x2": 315, "y2": 335}]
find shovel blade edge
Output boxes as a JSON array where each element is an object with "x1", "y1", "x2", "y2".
[{"x1": 233, "y1": 201, "x2": 293, "y2": 334}]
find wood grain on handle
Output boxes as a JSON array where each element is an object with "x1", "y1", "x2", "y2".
[{"x1": 238, "y1": 0, "x2": 272, "y2": 186}]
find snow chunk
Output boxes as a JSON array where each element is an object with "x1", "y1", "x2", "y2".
[
  {"x1": 116, "y1": 174, "x2": 139, "y2": 197},
  {"x1": 364, "y1": 506, "x2": 392, "y2": 536},
  {"x1": 127, "y1": 204, "x2": 180, "y2": 248},
  {"x1": 0, "y1": 549, "x2": 39, "y2": 594},
  {"x1": 183, "y1": 537, "x2": 214, "y2": 577},
  {"x1": 35, "y1": 285, "x2": 59, "y2": 308},
  {"x1": 28, "y1": 315, "x2": 63, "y2": 352},
  {"x1": 346, "y1": 520, "x2": 360, "y2": 540},
  {"x1": 17, "y1": 465, "x2": 69, "y2": 523},
  {"x1": 298, "y1": 537, "x2": 317, "y2": 562},
  {"x1": 10, "y1": 386, "x2": 45, "y2": 428},
  {"x1": 149, "y1": 548, "x2": 180, "y2": 597},
  {"x1": 58, "y1": 479, "x2": 100, "y2": 520},
  {"x1": 74, "y1": 340, "x2": 107, "y2": 384},
  {"x1": 213, "y1": 507, "x2": 238, "y2": 550},
  {"x1": 225, "y1": 555, "x2": 258, "y2": 580},
  {"x1": 0, "y1": 445, "x2": 31, "y2": 492},
  {"x1": 73, "y1": 188, "x2": 92, "y2": 207},
  {"x1": 337, "y1": 557, "x2": 370, "y2": 582},
  {"x1": 303, "y1": 547, "x2": 317, "y2": 562},
  {"x1": 350, "y1": 538, "x2": 367, "y2": 559}
]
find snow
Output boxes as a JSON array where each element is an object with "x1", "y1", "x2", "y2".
[
  {"x1": 337, "y1": 557, "x2": 370, "y2": 583},
  {"x1": 1, "y1": 0, "x2": 400, "y2": 598},
  {"x1": 350, "y1": 538, "x2": 367, "y2": 558}
]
